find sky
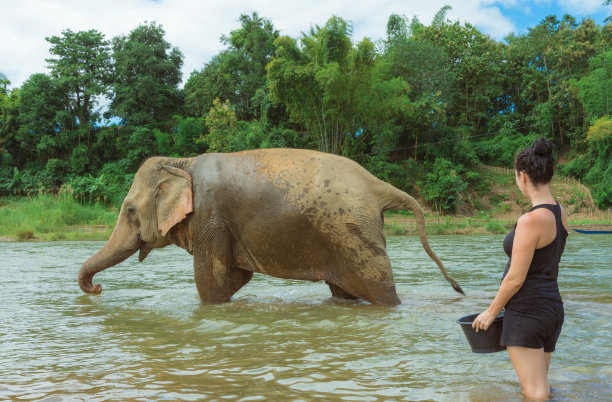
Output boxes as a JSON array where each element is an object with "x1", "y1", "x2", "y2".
[{"x1": 1, "y1": 0, "x2": 610, "y2": 89}]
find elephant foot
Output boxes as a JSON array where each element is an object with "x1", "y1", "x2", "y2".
[
  {"x1": 327, "y1": 280, "x2": 401, "y2": 306},
  {"x1": 368, "y1": 291, "x2": 401, "y2": 306}
]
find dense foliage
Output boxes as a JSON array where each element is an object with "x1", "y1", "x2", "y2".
[{"x1": 1, "y1": 10, "x2": 611, "y2": 211}]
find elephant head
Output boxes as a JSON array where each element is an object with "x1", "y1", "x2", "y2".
[{"x1": 78, "y1": 157, "x2": 193, "y2": 294}]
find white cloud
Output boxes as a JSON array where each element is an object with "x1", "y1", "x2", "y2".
[
  {"x1": 0, "y1": 0, "x2": 603, "y2": 89},
  {"x1": 447, "y1": 0, "x2": 516, "y2": 39},
  {"x1": 559, "y1": 0, "x2": 608, "y2": 15}
]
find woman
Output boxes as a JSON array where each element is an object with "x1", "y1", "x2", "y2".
[{"x1": 472, "y1": 138, "x2": 568, "y2": 400}]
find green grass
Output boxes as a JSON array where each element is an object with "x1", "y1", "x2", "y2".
[
  {"x1": 426, "y1": 222, "x2": 467, "y2": 235},
  {"x1": 384, "y1": 210, "x2": 514, "y2": 235},
  {"x1": 0, "y1": 193, "x2": 117, "y2": 241},
  {"x1": 484, "y1": 221, "x2": 506, "y2": 234},
  {"x1": 568, "y1": 219, "x2": 611, "y2": 225},
  {"x1": 383, "y1": 223, "x2": 407, "y2": 235}
]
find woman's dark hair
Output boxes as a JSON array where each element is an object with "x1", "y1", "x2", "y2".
[{"x1": 514, "y1": 138, "x2": 555, "y2": 185}]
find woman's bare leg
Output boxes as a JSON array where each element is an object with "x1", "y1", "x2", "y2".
[{"x1": 507, "y1": 346, "x2": 550, "y2": 400}]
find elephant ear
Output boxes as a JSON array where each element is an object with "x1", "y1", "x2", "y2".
[{"x1": 155, "y1": 166, "x2": 193, "y2": 236}]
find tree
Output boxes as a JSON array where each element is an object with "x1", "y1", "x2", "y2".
[
  {"x1": 0, "y1": 73, "x2": 9, "y2": 92},
  {"x1": 45, "y1": 29, "x2": 112, "y2": 127},
  {"x1": 584, "y1": 116, "x2": 612, "y2": 208},
  {"x1": 504, "y1": 16, "x2": 600, "y2": 147},
  {"x1": 204, "y1": 98, "x2": 238, "y2": 153},
  {"x1": 416, "y1": 18, "x2": 505, "y2": 131},
  {"x1": 268, "y1": 16, "x2": 410, "y2": 155},
  {"x1": 575, "y1": 49, "x2": 612, "y2": 118},
  {"x1": 383, "y1": 12, "x2": 455, "y2": 160},
  {"x1": 184, "y1": 53, "x2": 235, "y2": 118},
  {"x1": 172, "y1": 116, "x2": 208, "y2": 156},
  {"x1": 1, "y1": 75, "x2": 19, "y2": 154},
  {"x1": 16, "y1": 74, "x2": 70, "y2": 165},
  {"x1": 185, "y1": 12, "x2": 279, "y2": 121},
  {"x1": 418, "y1": 157, "x2": 468, "y2": 212},
  {"x1": 123, "y1": 126, "x2": 159, "y2": 171},
  {"x1": 110, "y1": 21, "x2": 184, "y2": 129}
]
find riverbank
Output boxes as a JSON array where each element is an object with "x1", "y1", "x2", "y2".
[
  {"x1": 1, "y1": 197, "x2": 609, "y2": 241},
  {"x1": 0, "y1": 193, "x2": 116, "y2": 241},
  {"x1": 383, "y1": 212, "x2": 612, "y2": 236},
  {"x1": 3, "y1": 171, "x2": 608, "y2": 240}
]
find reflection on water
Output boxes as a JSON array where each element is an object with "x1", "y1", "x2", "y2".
[{"x1": 0, "y1": 234, "x2": 610, "y2": 400}]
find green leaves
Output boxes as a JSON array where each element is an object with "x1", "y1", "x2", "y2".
[
  {"x1": 65, "y1": 168, "x2": 133, "y2": 209},
  {"x1": 418, "y1": 158, "x2": 468, "y2": 213},
  {"x1": 575, "y1": 50, "x2": 612, "y2": 118},
  {"x1": 204, "y1": 99, "x2": 238, "y2": 153},
  {"x1": 268, "y1": 16, "x2": 411, "y2": 155},
  {"x1": 185, "y1": 13, "x2": 278, "y2": 122},
  {"x1": 2, "y1": 10, "x2": 612, "y2": 210},
  {"x1": 46, "y1": 29, "x2": 112, "y2": 126},
  {"x1": 110, "y1": 22, "x2": 184, "y2": 129}
]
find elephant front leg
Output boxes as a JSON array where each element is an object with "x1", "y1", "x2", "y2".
[
  {"x1": 193, "y1": 252, "x2": 232, "y2": 303},
  {"x1": 192, "y1": 252, "x2": 254, "y2": 303},
  {"x1": 192, "y1": 225, "x2": 240, "y2": 302}
]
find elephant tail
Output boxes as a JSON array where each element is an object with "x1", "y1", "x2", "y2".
[{"x1": 383, "y1": 187, "x2": 465, "y2": 296}]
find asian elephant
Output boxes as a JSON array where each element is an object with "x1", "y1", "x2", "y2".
[{"x1": 78, "y1": 148, "x2": 464, "y2": 305}]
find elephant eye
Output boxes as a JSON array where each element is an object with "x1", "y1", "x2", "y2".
[{"x1": 127, "y1": 206, "x2": 136, "y2": 217}]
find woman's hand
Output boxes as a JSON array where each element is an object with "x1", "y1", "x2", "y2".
[{"x1": 472, "y1": 310, "x2": 497, "y2": 332}]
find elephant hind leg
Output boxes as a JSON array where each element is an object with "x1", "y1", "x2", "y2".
[
  {"x1": 361, "y1": 286, "x2": 401, "y2": 306},
  {"x1": 326, "y1": 281, "x2": 358, "y2": 300},
  {"x1": 334, "y1": 256, "x2": 401, "y2": 306}
]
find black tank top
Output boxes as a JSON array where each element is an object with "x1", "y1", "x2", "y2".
[{"x1": 501, "y1": 202, "x2": 567, "y2": 306}]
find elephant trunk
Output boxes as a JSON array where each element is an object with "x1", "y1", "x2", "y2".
[{"x1": 78, "y1": 231, "x2": 140, "y2": 294}]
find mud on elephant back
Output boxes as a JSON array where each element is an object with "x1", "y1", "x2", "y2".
[{"x1": 78, "y1": 148, "x2": 464, "y2": 305}]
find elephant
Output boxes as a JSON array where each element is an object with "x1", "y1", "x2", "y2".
[{"x1": 78, "y1": 148, "x2": 464, "y2": 305}]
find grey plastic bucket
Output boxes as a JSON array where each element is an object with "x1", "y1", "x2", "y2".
[{"x1": 457, "y1": 313, "x2": 506, "y2": 353}]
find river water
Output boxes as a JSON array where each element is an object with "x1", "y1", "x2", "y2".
[{"x1": 0, "y1": 234, "x2": 610, "y2": 401}]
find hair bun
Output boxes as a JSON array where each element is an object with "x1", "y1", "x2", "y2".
[{"x1": 533, "y1": 138, "x2": 553, "y2": 157}]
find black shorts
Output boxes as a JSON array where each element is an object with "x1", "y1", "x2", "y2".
[{"x1": 501, "y1": 299, "x2": 564, "y2": 352}]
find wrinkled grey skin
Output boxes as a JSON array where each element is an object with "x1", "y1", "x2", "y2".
[{"x1": 78, "y1": 149, "x2": 463, "y2": 305}]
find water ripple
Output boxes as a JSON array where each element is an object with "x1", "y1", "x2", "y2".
[{"x1": 0, "y1": 235, "x2": 610, "y2": 400}]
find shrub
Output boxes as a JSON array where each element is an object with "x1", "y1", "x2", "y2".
[
  {"x1": 171, "y1": 116, "x2": 208, "y2": 156},
  {"x1": 418, "y1": 158, "x2": 467, "y2": 213},
  {"x1": 17, "y1": 230, "x2": 35, "y2": 240},
  {"x1": 69, "y1": 144, "x2": 90, "y2": 175},
  {"x1": 0, "y1": 167, "x2": 54, "y2": 195},
  {"x1": 65, "y1": 164, "x2": 133, "y2": 209},
  {"x1": 122, "y1": 127, "x2": 158, "y2": 171},
  {"x1": 364, "y1": 155, "x2": 417, "y2": 193},
  {"x1": 475, "y1": 132, "x2": 538, "y2": 168},
  {"x1": 45, "y1": 158, "x2": 67, "y2": 183},
  {"x1": 261, "y1": 126, "x2": 306, "y2": 149},
  {"x1": 384, "y1": 223, "x2": 407, "y2": 235},
  {"x1": 485, "y1": 221, "x2": 506, "y2": 234},
  {"x1": 559, "y1": 116, "x2": 612, "y2": 209}
]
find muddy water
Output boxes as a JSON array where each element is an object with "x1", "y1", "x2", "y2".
[{"x1": 1, "y1": 234, "x2": 610, "y2": 401}]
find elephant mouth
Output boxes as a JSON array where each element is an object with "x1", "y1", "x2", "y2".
[{"x1": 139, "y1": 244, "x2": 152, "y2": 262}]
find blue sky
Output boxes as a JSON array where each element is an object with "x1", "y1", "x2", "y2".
[
  {"x1": 494, "y1": 0, "x2": 610, "y2": 37},
  {"x1": 1, "y1": 0, "x2": 610, "y2": 89}
]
